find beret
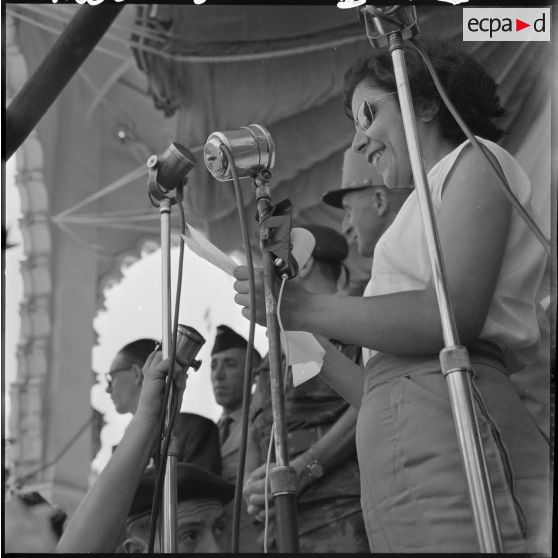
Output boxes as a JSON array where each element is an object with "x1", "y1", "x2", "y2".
[
  {"x1": 211, "y1": 325, "x2": 261, "y2": 360},
  {"x1": 297, "y1": 224, "x2": 348, "y2": 263},
  {"x1": 128, "y1": 463, "x2": 235, "y2": 522}
]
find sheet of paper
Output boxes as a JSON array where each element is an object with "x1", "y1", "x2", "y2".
[
  {"x1": 181, "y1": 225, "x2": 237, "y2": 276},
  {"x1": 281, "y1": 331, "x2": 325, "y2": 387}
]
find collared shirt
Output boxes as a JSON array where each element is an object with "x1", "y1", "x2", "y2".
[{"x1": 218, "y1": 407, "x2": 259, "y2": 484}]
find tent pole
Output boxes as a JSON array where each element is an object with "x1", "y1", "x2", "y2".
[{"x1": 5, "y1": 4, "x2": 124, "y2": 161}]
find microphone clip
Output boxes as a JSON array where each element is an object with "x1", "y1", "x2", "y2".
[
  {"x1": 258, "y1": 199, "x2": 298, "y2": 279},
  {"x1": 358, "y1": 5, "x2": 419, "y2": 49}
]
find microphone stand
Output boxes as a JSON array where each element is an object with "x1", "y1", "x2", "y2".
[
  {"x1": 146, "y1": 144, "x2": 197, "y2": 552},
  {"x1": 159, "y1": 196, "x2": 178, "y2": 552},
  {"x1": 253, "y1": 169, "x2": 300, "y2": 553},
  {"x1": 362, "y1": 11, "x2": 502, "y2": 552}
]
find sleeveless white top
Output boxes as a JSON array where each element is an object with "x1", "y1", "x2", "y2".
[{"x1": 362, "y1": 138, "x2": 548, "y2": 371}]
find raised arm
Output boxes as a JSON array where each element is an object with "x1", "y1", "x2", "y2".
[{"x1": 56, "y1": 352, "x2": 186, "y2": 553}]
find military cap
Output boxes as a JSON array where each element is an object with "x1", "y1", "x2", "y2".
[
  {"x1": 322, "y1": 147, "x2": 385, "y2": 209},
  {"x1": 297, "y1": 224, "x2": 348, "y2": 263},
  {"x1": 127, "y1": 463, "x2": 235, "y2": 522},
  {"x1": 211, "y1": 325, "x2": 261, "y2": 360}
]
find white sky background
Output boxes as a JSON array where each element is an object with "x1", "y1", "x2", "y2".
[{"x1": 4, "y1": 160, "x2": 269, "y2": 473}]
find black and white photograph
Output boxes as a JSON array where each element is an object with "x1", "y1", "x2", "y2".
[{"x1": 3, "y1": 1, "x2": 555, "y2": 554}]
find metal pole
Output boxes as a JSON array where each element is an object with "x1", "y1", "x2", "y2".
[
  {"x1": 388, "y1": 33, "x2": 502, "y2": 552},
  {"x1": 159, "y1": 198, "x2": 177, "y2": 553},
  {"x1": 255, "y1": 182, "x2": 300, "y2": 553},
  {"x1": 5, "y1": 4, "x2": 124, "y2": 161}
]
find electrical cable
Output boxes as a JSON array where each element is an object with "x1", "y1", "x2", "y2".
[
  {"x1": 218, "y1": 143, "x2": 258, "y2": 553},
  {"x1": 408, "y1": 38, "x2": 550, "y2": 255},
  {"x1": 263, "y1": 423, "x2": 275, "y2": 554},
  {"x1": 147, "y1": 193, "x2": 187, "y2": 553},
  {"x1": 262, "y1": 274, "x2": 290, "y2": 553}
]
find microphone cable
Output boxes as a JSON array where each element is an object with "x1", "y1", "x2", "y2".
[
  {"x1": 261, "y1": 274, "x2": 291, "y2": 553},
  {"x1": 219, "y1": 143, "x2": 259, "y2": 553},
  {"x1": 147, "y1": 193, "x2": 188, "y2": 554},
  {"x1": 409, "y1": 38, "x2": 550, "y2": 255}
]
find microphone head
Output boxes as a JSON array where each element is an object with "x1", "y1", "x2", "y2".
[
  {"x1": 175, "y1": 324, "x2": 206, "y2": 368},
  {"x1": 147, "y1": 142, "x2": 196, "y2": 193},
  {"x1": 204, "y1": 124, "x2": 275, "y2": 182}
]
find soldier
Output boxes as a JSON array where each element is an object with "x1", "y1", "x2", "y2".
[
  {"x1": 210, "y1": 325, "x2": 263, "y2": 552},
  {"x1": 244, "y1": 225, "x2": 369, "y2": 553}
]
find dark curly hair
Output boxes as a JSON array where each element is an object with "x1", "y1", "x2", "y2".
[{"x1": 343, "y1": 37, "x2": 505, "y2": 144}]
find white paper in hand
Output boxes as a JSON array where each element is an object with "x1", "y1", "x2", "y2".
[
  {"x1": 181, "y1": 225, "x2": 237, "y2": 276},
  {"x1": 280, "y1": 331, "x2": 325, "y2": 387}
]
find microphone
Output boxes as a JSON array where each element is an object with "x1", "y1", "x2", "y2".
[
  {"x1": 146, "y1": 142, "x2": 196, "y2": 201},
  {"x1": 174, "y1": 324, "x2": 205, "y2": 371},
  {"x1": 203, "y1": 124, "x2": 275, "y2": 181},
  {"x1": 290, "y1": 228, "x2": 316, "y2": 272},
  {"x1": 358, "y1": 5, "x2": 419, "y2": 48}
]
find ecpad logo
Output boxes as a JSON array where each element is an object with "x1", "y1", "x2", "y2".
[{"x1": 463, "y1": 8, "x2": 550, "y2": 42}]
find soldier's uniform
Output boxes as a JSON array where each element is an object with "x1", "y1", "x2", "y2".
[{"x1": 250, "y1": 343, "x2": 369, "y2": 553}]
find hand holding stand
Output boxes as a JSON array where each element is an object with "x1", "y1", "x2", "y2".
[
  {"x1": 360, "y1": 8, "x2": 502, "y2": 552},
  {"x1": 253, "y1": 169, "x2": 300, "y2": 553}
]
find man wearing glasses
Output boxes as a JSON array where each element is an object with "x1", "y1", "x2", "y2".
[
  {"x1": 106, "y1": 339, "x2": 221, "y2": 468},
  {"x1": 105, "y1": 339, "x2": 157, "y2": 416}
]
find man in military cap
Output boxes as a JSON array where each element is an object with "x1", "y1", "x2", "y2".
[
  {"x1": 244, "y1": 225, "x2": 369, "y2": 553},
  {"x1": 121, "y1": 462, "x2": 234, "y2": 553},
  {"x1": 322, "y1": 147, "x2": 412, "y2": 365},
  {"x1": 210, "y1": 325, "x2": 262, "y2": 482},
  {"x1": 210, "y1": 325, "x2": 263, "y2": 552},
  {"x1": 322, "y1": 147, "x2": 412, "y2": 259}
]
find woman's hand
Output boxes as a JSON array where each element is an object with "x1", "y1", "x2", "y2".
[
  {"x1": 135, "y1": 350, "x2": 188, "y2": 421},
  {"x1": 233, "y1": 266, "x2": 310, "y2": 330},
  {"x1": 233, "y1": 266, "x2": 267, "y2": 327}
]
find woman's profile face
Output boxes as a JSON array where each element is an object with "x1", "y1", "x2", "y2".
[{"x1": 350, "y1": 78, "x2": 413, "y2": 189}]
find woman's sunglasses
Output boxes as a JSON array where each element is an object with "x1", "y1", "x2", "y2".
[{"x1": 354, "y1": 92, "x2": 397, "y2": 132}]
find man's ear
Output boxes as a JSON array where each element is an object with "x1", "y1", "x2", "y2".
[
  {"x1": 416, "y1": 98, "x2": 440, "y2": 123},
  {"x1": 133, "y1": 364, "x2": 143, "y2": 386},
  {"x1": 298, "y1": 256, "x2": 314, "y2": 279},
  {"x1": 371, "y1": 187, "x2": 389, "y2": 217},
  {"x1": 121, "y1": 536, "x2": 148, "y2": 553}
]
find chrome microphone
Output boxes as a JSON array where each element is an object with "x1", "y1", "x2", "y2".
[
  {"x1": 203, "y1": 124, "x2": 275, "y2": 181},
  {"x1": 174, "y1": 324, "x2": 205, "y2": 370}
]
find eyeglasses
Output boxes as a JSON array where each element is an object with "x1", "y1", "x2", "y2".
[
  {"x1": 105, "y1": 366, "x2": 134, "y2": 385},
  {"x1": 354, "y1": 92, "x2": 397, "y2": 132}
]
